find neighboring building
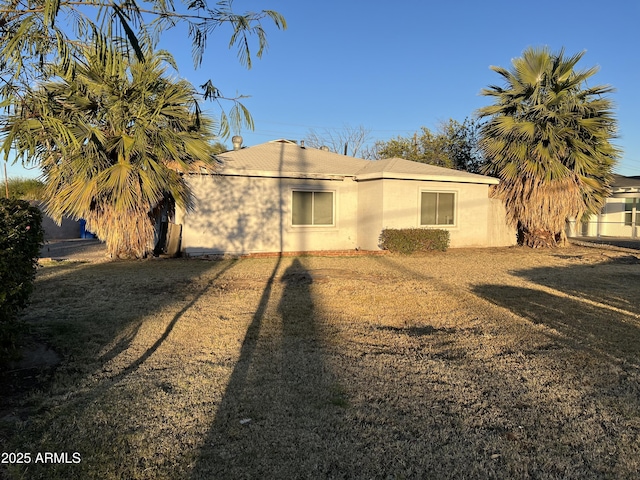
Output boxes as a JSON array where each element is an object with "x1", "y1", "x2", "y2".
[
  {"x1": 175, "y1": 139, "x2": 516, "y2": 255},
  {"x1": 30, "y1": 202, "x2": 82, "y2": 240},
  {"x1": 568, "y1": 174, "x2": 640, "y2": 239}
]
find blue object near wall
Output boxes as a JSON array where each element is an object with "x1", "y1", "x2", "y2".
[{"x1": 79, "y1": 219, "x2": 97, "y2": 238}]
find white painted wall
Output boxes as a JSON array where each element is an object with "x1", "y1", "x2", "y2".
[
  {"x1": 570, "y1": 197, "x2": 639, "y2": 238},
  {"x1": 177, "y1": 175, "x2": 359, "y2": 255},
  {"x1": 355, "y1": 180, "x2": 384, "y2": 250},
  {"x1": 600, "y1": 198, "x2": 634, "y2": 237},
  {"x1": 177, "y1": 174, "x2": 515, "y2": 255},
  {"x1": 357, "y1": 179, "x2": 514, "y2": 248}
]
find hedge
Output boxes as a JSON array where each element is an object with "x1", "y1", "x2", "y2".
[
  {"x1": 0, "y1": 199, "x2": 44, "y2": 351},
  {"x1": 379, "y1": 228, "x2": 450, "y2": 254}
]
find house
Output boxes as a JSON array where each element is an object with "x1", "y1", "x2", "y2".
[
  {"x1": 568, "y1": 174, "x2": 640, "y2": 239},
  {"x1": 175, "y1": 139, "x2": 515, "y2": 255}
]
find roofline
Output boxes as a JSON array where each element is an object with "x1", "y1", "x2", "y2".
[
  {"x1": 354, "y1": 171, "x2": 500, "y2": 184},
  {"x1": 611, "y1": 188, "x2": 640, "y2": 198},
  {"x1": 204, "y1": 168, "x2": 351, "y2": 181},
  {"x1": 194, "y1": 168, "x2": 500, "y2": 185}
]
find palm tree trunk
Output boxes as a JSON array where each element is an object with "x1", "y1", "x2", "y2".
[{"x1": 521, "y1": 228, "x2": 558, "y2": 248}]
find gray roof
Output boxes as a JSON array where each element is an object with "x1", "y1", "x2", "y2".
[
  {"x1": 611, "y1": 174, "x2": 640, "y2": 197},
  {"x1": 612, "y1": 174, "x2": 640, "y2": 188},
  {"x1": 216, "y1": 139, "x2": 366, "y2": 176},
  {"x1": 355, "y1": 157, "x2": 499, "y2": 184},
  {"x1": 215, "y1": 140, "x2": 499, "y2": 185}
]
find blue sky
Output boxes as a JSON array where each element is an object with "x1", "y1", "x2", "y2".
[{"x1": 6, "y1": 0, "x2": 640, "y2": 178}]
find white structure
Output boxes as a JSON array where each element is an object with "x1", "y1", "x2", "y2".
[
  {"x1": 176, "y1": 140, "x2": 516, "y2": 255},
  {"x1": 568, "y1": 175, "x2": 640, "y2": 239}
]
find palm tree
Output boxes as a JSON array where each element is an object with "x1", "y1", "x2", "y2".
[
  {"x1": 477, "y1": 47, "x2": 620, "y2": 247},
  {"x1": 2, "y1": 46, "x2": 219, "y2": 258}
]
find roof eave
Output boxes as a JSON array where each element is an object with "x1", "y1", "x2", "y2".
[
  {"x1": 611, "y1": 187, "x2": 640, "y2": 197},
  {"x1": 217, "y1": 168, "x2": 351, "y2": 180},
  {"x1": 355, "y1": 172, "x2": 500, "y2": 185}
]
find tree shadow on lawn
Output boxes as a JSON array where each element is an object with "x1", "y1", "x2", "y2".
[
  {"x1": 10, "y1": 259, "x2": 235, "y2": 377},
  {"x1": 526, "y1": 253, "x2": 640, "y2": 315},
  {"x1": 190, "y1": 254, "x2": 631, "y2": 479},
  {"x1": 352, "y1": 255, "x2": 640, "y2": 478},
  {"x1": 0, "y1": 258, "x2": 237, "y2": 479},
  {"x1": 7, "y1": 253, "x2": 640, "y2": 479},
  {"x1": 190, "y1": 258, "x2": 350, "y2": 479},
  {"x1": 474, "y1": 256, "x2": 640, "y2": 364}
]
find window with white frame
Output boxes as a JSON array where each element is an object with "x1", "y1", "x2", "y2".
[
  {"x1": 420, "y1": 191, "x2": 455, "y2": 226},
  {"x1": 291, "y1": 190, "x2": 334, "y2": 226}
]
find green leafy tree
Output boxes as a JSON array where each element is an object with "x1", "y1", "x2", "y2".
[
  {"x1": 2, "y1": 47, "x2": 219, "y2": 258},
  {"x1": 0, "y1": 198, "x2": 43, "y2": 354},
  {"x1": 211, "y1": 141, "x2": 229, "y2": 154},
  {"x1": 438, "y1": 118, "x2": 486, "y2": 174},
  {"x1": 477, "y1": 47, "x2": 619, "y2": 247},
  {"x1": 368, "y1": 119, "x2": 485, "y2": 172},
  {"x1": 0, "y1": 1, "x2": 287, "y2": 138},
  {"x1": 5, "y1": 177, "x2": 45, "y2": 200},
  {"x1": 370, "y1": 126, "x2": 454, "y2": 167}
]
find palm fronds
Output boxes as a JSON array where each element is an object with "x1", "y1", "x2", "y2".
[
  {"x1": 2, "y1": 46, "x2": 219, "y2": 258},
  {"x1": 478, "y1": 47, "x2": 620, "y2": 247}
]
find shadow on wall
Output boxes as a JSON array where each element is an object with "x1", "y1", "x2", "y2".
[
  {"x1": 183, "y1": 174, "x2": 283, "y2": 254},
  {"x1": 183, "y1": 141, "x2": 322, "y2": 255}
]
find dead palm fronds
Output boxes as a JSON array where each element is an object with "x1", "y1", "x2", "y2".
[
  {"x1": 2, "y1": 46, "x2": 219, "y2": 258},
  {"x1": 478, "y1": 47, "x2": 620, "y2": 247}
]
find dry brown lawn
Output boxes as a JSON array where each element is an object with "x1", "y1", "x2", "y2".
[{"x1": 1, "y1": 246, "x2": 640, "y2": 479}]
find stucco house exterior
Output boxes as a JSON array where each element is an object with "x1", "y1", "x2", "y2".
[
  {"x1": 175, "y1": 139, "x2": 515, "y2": 255},
  {"x1": 568, "y1": 174, "x2": 640, "y2": 239}
]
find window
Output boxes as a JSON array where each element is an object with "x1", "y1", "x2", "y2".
[
  {"x1": 624, "y1": 198, "x2": 640, "y2": 226},
  {"x1": 292, "y1": 191, "x2": 334, "y2": 226},
  {"x1": 421, "y1": 191, "x2": 455, "y2": 226}
]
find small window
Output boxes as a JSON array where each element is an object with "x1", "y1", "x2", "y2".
[
  {"x1": 624, "y1": 198, "x2": 640, "y2": 226},
  {"x1": 421, "y1": 192, "x2": 455, "y2": 226},
  {"x1": 292, "y1": 191, "x2": 334, "y2": 226}
]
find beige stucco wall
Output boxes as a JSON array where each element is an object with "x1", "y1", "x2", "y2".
[
  {"x1": 356, "y1": 179, "x2": 515, "y2": 248},
  {"x1": 487, "y1": 198, "x2": 517, "y2": 247},
  {"x1": 177, "y1": 174, "x2": 359, "y2": 255},
  {"x1": 178, "y1": 174, "x2": 516, "y2": 255},
  {"x1": 355, "y1": 180, "x2": 385, "y2": 250}
]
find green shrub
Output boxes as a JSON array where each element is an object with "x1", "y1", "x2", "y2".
[
  {"x1": 379, "y1": 228, "x2": 450, "y2": 254},
  {"x1": 6, "y1": 177, "x2": 46, "y2": 200},
  {"x1": 0, "y1": 198, "x2": 44, "y2": 352}
]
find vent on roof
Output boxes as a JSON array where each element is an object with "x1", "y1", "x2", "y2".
[
  {"x1": 232, "y1": 135, "x2": 243, "y2": 151},
  {"x1": 320, "y1": 146, "x2": 330, "y2": 151}
]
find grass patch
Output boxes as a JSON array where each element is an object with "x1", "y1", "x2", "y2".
[{"x1": 2, "y1": 248, "x2": 640, "y2": 479}]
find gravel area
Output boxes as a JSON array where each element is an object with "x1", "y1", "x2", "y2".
[
  {"x1": 39, "y1": 238, "x2": 108, "y2": 262},
  {"x1": 569, "y1": 236, "x2": 640, "y2": 251}
]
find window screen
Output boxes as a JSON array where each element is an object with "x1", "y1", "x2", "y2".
[
  {"x1": 421, "y1": 192, "x2": 455, "y2": 226},
  {"x1": 292, "y1": 191, "x2": 334, "y2": 225}
]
